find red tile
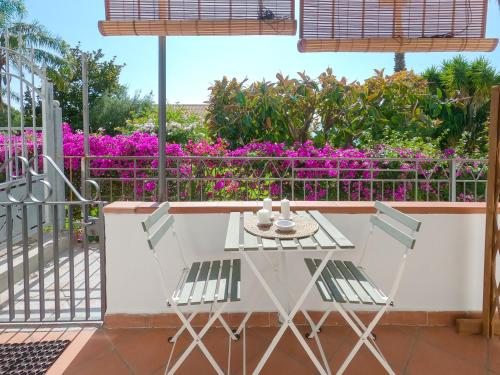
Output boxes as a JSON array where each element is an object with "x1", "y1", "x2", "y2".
[
  {"x1": 328, "y1": 326, "x2": 415, "y2": 375},
  {"x1": 44, "y1": 325, "x2": 498, "y2": 375},
  {"x1": 69, "y1": 349, "x2": 133, "y2": 375},
  {"x1": 419, "y1": 326, "x2": 487, "y2": 366},
  {"x1": 110, "y1": 328, "x2": 175, "y2": 374},
  {"x1": 63, "y1": 330, "x2": 116, "y2": 374},
  {"x1": 406, "y1": 340, "x2": 485, "y2": 375},
  {"x1": 488, "y1": 337, "x2": 500, "y2": 374},
  {"x1": 105, "y1": 314, "x2": 147, "y2": 329}
]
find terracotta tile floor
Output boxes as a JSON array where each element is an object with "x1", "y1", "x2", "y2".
[{"x1": 1, "y1": 325, "x2": 500, "y2": 374}]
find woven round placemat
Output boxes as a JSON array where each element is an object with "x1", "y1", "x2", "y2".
[{"x1": 244, "y1": 215, "x2": 319, "y2": 239}]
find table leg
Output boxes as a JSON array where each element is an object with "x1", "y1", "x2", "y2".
[{"x1": 242, "y1": 250, "x2": 334, "y2": 375}]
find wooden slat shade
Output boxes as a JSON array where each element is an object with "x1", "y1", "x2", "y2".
[
  {"x1": 99, "y1": 0, "x2": 296, "y2": 36},
  {"x1": 298, "y1": 0, "x2": 498, "y2": 52}
]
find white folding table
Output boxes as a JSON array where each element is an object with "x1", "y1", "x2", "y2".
[{"x1": 224, "y1": 210, "x2": 355, "y2": 375}]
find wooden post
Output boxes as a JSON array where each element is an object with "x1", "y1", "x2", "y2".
[
  {"x1": 483, "y1": 86, "x2": 500, "y2": 338},
  {"x1": 457, "y1": 86, "x2": 500, "y2": 337}
]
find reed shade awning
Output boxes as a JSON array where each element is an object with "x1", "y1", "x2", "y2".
[
  {"x1": 99, "y1": 0, "x2": 296, "y2": 35},
  {"x1": 298, "y1": 0, "x2": 498, "y2": 52}
]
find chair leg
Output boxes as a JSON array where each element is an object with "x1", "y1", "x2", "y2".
[
  {"x1": 243, "y1": 250, "x2": 332, "y2": 375},
  {"x1": 166, "y1": 300, "x2": 229, "y2": 375},
  {"x1": 304, "y1": 310, "x2": 331, "y2": 339},
  {"x1": 302, "y1": 310, "x2": 332, "y2": 375},
  {"x1": 346, "y1": 309, "x2": 377, "y2": 342},
  {"x1": 218, "y1": 313, "x2": 240, "y2": 340},
  {"x1": 333, "y1": 303, "x2": 395, "y2": 375},
  {"x1": 168, "y1": 312, "x2": 197, "y2": 343}
]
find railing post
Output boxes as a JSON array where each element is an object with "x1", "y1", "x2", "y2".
[
  {"x1": 158, "y1": 36, "x2": 167, "y2": 202},
  {"x1": 42, "y1": 79, "x2": 56, "y2": 225},
  {"x1": 53, "y1": 101, "x2": 65, "y2": 228},
  {"x1": 82, "y1": 53, "x2": 91, "y2": 200},
  {"x1": 449, "y1": 159, "x2": 457, "y2": 202},
  {"x1": 81, "y1": 156, "x2": 88, "y2": 199}
]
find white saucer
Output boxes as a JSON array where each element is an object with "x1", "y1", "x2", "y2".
[{"x1": 275, "y1": 219, "x2": 296, "y2": 232}]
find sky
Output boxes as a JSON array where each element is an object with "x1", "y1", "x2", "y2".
[{"x1": 25, "y1": 0, "x2": 500, "y2": 104}]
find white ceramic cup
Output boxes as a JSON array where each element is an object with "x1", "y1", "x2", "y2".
[
  {"x1": 263, "y1": 198, "x2": 273, "y2": 212},
  {"x1": 257, "y1": 209, "x2": 272, "y2": 225},
  {"x1": 281, "y1": 199, "x2": 290, "y2": 220}
]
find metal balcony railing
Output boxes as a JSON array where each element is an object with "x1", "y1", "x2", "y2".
[{"x1": 63, "y1": 155, "x2": 488, "y2": 203}]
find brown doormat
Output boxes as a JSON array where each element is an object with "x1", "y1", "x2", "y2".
[{"x1": 0, "y1": 340, "x2": 70, "y2": 374}]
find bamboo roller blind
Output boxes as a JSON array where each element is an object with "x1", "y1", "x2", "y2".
[
  {"x1": 99, "y1": 0, "x2": 296, "y2": 35},
  {"x1": 298, "y1": 0, "x2": 498, "y2": 52}
]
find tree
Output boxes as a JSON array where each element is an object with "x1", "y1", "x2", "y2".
[
  {"x1": 394, "y1": 53, "x2": 406, "y2": 72},
  {"x1": 48, "y1": 45, "x2": 125, "y2": 130},
  {"x1": 423, "y1": 55, "x2": 500, "y2": 152},
  {"x1": 0, "y1": 0, "x2": 25, "y2": 28},
  {"x1": 0, "y1": 1, "x2": 67, "y2": 111},
  {"x1": 89, "y1": 89, "x2": 154, "y2": 135}
]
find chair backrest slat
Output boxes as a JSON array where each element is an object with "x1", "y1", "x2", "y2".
[
  {"x1": 146, "y1": 214, "x2": 175, "y2": 250},
  {"x1": 141, "y1": 202, "x2": 174, "y2": 250},
  {"x1": 374, "y1": 201, "x2": 421, "y2": 231},
  {"x1": 141, "y1": 202, "x2": 170, "y2": 232},
  {"x1": 370, "y1": 215, "x2": 416, "y2": 249}
]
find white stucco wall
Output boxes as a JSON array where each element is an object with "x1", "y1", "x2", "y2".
[{"x1": 104, "y1": 210, "x2": 493, "y2": 314}]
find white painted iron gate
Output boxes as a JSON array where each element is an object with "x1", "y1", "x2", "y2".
[{"x1": 0, "y1": 31, "x2": 106, "y2": 324}]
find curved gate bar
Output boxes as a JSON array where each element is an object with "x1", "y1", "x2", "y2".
[{"x1": 29, "y1": 155, "x2": 101, "y2": 203}]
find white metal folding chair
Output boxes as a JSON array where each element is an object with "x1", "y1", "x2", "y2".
[
  {"x1": 303, "y1": 201, "x2": 421, "y2": 375},
  {"x1": 141, "y1": 202, "x2": 250, "y2": 375}
]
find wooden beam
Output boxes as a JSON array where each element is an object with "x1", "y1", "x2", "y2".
[
  {"x1": 456, "y1": 319, "x2": 483, "y2": 336},
  {"x1": 495, "y1": 320, "x2": 500, "y2": 336},
  {"x1": 483, "y1": 86, "x2": 500, "y2": 338},
  {"x1": 99, "y1": 19, "x2": 297, "y2": 36},
  {"x1": 297, "y1": 38, "x2": 498, "y2": 53}
]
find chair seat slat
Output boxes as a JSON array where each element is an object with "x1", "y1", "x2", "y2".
[
  {"x1": 334, "y1": 260, "x2": 373, "y2": 304},
  {"x1": 204, "y1": 261, "x2": 221, "y2": 303},
  {"x1": 230, "y1": 259, "x2": 241, "y2": 302},
  {"x1": 326, "y1": 261, "x2": 360, "y2": 303},
  {"x1": 304, "y1": 258, "x2": 333, "y2": 302},
  {"x1": 344, "y1": 261, "x2": 388, "y2": 305},
  {"x1": 190, "y1": 261, "x2": 210, "y2": 304},
  {"x1": 313, "y1": 259, "x2": 346, "y2": 303},
  {"x1": 177, "y1": 262, "x2": 201, "y2": 305},
  {"x1": 217, "y1": 260, "x2": 231, "y2": 302}
]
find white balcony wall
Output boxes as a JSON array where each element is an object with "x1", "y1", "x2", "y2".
[{"x1": 104, "y1": 211, "x2": 493, "y2": 314}]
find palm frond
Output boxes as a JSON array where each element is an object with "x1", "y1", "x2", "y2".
[
  {"x1": 8, "y1": 21, "x2": 68, "y2": 55},
  {"x1": 0, "y1": 0, "x2": 26, "y2": 28}
]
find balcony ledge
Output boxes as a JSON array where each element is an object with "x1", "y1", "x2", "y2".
[{"x1": 103, "y1": 201, "x2": 488, "y2": 215}]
